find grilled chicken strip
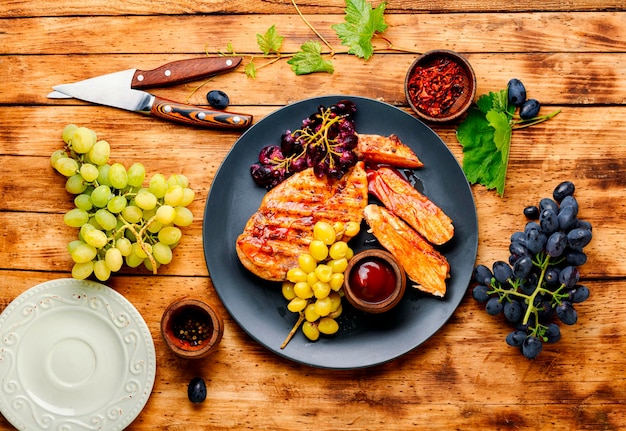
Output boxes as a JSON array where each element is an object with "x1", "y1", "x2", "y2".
[
  {"x1": 368, "y1": 167, "x2": 454, "y2": 245},
  {"x1": 355, "y1": 134, "x2": 423, "y2": 168},
  {"x1": 236, "y1": 162, "x2": 368, "y2": 281},
  {"x1": 363, "y1": 204, "x2": 450, "y2": 297}
]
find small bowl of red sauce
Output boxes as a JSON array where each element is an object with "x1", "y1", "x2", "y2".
[
  {"x1": 343, "y1": 249, "x2": 407, "y2": 314},
  {"x1": 404, "y1": 49, "x2": 476, "y2": 123},
  {"x1": 161, "y1": 297, "x2": 224, "y2": 359}
]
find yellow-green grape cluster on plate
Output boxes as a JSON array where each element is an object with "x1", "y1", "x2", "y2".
[
  {"x1": 51, "y1": 124, "x2": 195, "y2": 281},
  {"x1": 280, "y1": 220, "x2": 360, "y2": 347}
]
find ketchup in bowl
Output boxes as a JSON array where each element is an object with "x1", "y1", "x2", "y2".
[
  {"x1": 343, "y1": 249, "x2": 406, "y2": 313},
  {"x1": 349, "y1": 257, "x2": 397, "y2": 303}
]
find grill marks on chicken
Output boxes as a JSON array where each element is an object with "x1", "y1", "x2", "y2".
[{"x1": 236, "y1": 162, "x2": 368, "y2": 282}]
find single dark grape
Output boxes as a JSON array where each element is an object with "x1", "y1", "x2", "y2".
[
  {"x1": 539, "y1": 208, "x2": 559, "y2": 234},
  {"x1": 565, "y1": 250, "x2": 587, "y2": 266},
  {"x1": 559, "y1": 266, "x2": 580, "y2": 289},
  {"x1": 327, "y1": 166, "x2": 344, "y2": 180},
  {"x1": 553, "y1": 181, "x2": 575, "y2": 202},
  {"x1": 524, "y1": 221, "x2": 541, "y2": 233},
  {"x1": 576, "y1": 220, "x2": 592, "y2": 231},
  {"x1": 519, "y1": 99, "x2": 541, "y2": 119},
  {"x1": 523, "y1": 205, "x2": 539, "y2": 219},
  {"x1": 486, "y1": 297, "x2": 504, "y2": 316},
  {"x1": 544, "y1": 267, "x2": 560, "y2": 286},
  {"x1": 545, "y1": 323, "x2": 561, "y2": 343},
  {"x1": 507, "y1": 78, "x2": 527, "y2": 106},
  {"x1": 525, "y1": 226, "x2": 546, "y2": 254},
  {"x1": 492, "y1": 261, "x2": 513, "y2": 284},
  {"x1": 513, "y1": 255, "x2": 533, "y2": 279},
  {"x1": 557, "y1": 205, "x2": 578, "y2": 231},
  {"x1": 188, "y1": 377, "x2": 207, "y2": 403},
  {"x1": 556, "y1": 301, "x2": 578, "y2": 325},
  {"x1": 472, "y1": 284, "x2": 490, "y2": 302},
  {"x1": 258, "y1": 145, "x2": 283, "y2": 165},
  {"x1": 509, "y1": 241, "x2": 529, "y2": 263},
  {"x1": 338, "y1": 121, "x2": 356, "y2": 137},
  {"x1": 250, "y1": 163, "x2": 274, "y2": 186},
  {"x1": 473, "y1": 264, "x2": 493, "y2": 285},
  {"x1": 522, "y1": 336, "x2": 543, "y2": 359},
  {"x1": 334, "y1": 99, "x2": 357, "y2": 116},
  {"x1": 546, "y1": 231, "x2": 567, "y2": 257},
  {"x1": 511, "y1": 231, "x2": 526, "y2": 245},
  {"x1": 504, "y1": 300, "x2": 523, "y2": 323},
  {"x1": 338, "y1": 150, "x2": 358, "y2": 169},
  {"x1": 506, "y1": 330, "x2": 527, "y2": 348},
  {"x1": 291, "y1": 156, "x2": 308, "y2": 172},
  {"x1": 567, "y1": 228, "x2": 592, "y2": 250},
  {"x1": 539, "y1": 197, "x2": 559, "y2": 213},
  {"x1": 519, "y1": 273, "x2": 538, "y2": 295},
  {"x1": 313, "y1": 161, "x2": 328, "y2": 178},
  {"x1": 280, "y1": 130, "x2": 297, "y2": 156},
  {"x1": 569, "y1": 285, "x2": 590, "y2": 303},
  {"x1": 340, "y1": 134, "x2": 358, "y2": 150},
  {"x1": 206, "y1": 90, "x2": 229, "y2": 110},
  {"x1": 560, "y1": 195, "x2": 579, "y2": 214}
]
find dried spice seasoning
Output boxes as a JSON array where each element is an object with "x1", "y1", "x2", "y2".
[
  {"x1": 406, "y1": 58, "x2": 467, "y2": 117},
  {"x1": 172, "y1": 308, "x2": 212, "y2": 346}
]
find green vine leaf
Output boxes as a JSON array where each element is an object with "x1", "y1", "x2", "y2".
[
  {"x1": 287, "y1": 41, "x2": 334, "y2": 75},
  {"x1": 257, "y1": 25, "x2": 284, "y2": 55},
  {"x1": 331, "y1": 0, "x2": 388, "y2": 60}
]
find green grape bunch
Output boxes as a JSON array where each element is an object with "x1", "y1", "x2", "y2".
[{"x1": 51, "y1": 124, "x2": 195, "y2": 281}]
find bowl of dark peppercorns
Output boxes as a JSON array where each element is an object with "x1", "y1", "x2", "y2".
[
  {"x1": 161, "y1": 297, "x2": 224, "y2": 359},
  {"x1": 404, "y1": 49, "x2": 476, "y2": 123}
]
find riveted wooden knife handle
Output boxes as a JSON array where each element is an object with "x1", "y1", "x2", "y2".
[
  {"x1": 132, "y1": 57, "x2": 242, "y2": 89},
  {"x1": 150, "y1": 96, "x2": 253, "y2": 129}
]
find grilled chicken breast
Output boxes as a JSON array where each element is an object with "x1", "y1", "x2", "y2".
[
  {"x1": 363, "y1": 204, "x2": 450, "y2": 297},
  {"x1": 236, "y1": 162, "x2": 368, "y2": 281}
]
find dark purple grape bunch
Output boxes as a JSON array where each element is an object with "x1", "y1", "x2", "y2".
[
  {"x1": 250, "y1": 100, "x2": 359, "y2": 189},
  {"x1": 472, "y1": 181, "x2": 592, "y2": 359}
]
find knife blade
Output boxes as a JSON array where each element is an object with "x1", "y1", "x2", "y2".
[{"x1": 50, "y1": 57, "x2": 253, "y2": 129}]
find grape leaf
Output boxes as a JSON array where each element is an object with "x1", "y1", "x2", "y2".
[
  {"x1": 456, "y1": 91, "x2": 515, "y2": 196},
  {"x1": 287, "y1": 41, "x2": 334, "y2": 75},
  {"x1": 245, "y1": 62, "x2": 257, "y2": 79},
  {"x1": 257, "y1": 25, "x2": 284, "y2": 55},
  {"x1": 331, "y1": 0, "x2": 388, "y2": 60}
]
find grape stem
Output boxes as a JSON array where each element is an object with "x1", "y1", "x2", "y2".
[
  {"x1": 281, "y1": 312, "x2": 306, "y2": 349},
  {"x1": 117, "y1": 214, "x2": 159, "y2": 274},
  {"x1": 488, "y1": 251, "x2": 569, "y2": 338},
  {"x1": 510, "y1": 109, "x2": 562, "y2": 130},
  {"x1": 295, "y1": 109, "x2": 345, "y2": 168}
]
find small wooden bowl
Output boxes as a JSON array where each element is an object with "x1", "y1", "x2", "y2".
[
  {"x1": 343, "y1": 249, "x2": 407, "y2": 314},
  {"x1": 160, "y1": 297, "x2": 224, "y2": 359},
  {"x1": 404, "y1": 49, "x2": 476, "y2": 123}
]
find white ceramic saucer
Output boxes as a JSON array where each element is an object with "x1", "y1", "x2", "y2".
[{"x1": 0, "y1": 278, "x2": 156, "y2": 430}]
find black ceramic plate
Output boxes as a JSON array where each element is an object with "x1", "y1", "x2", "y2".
[{"x1": 203, "y1": 95, "x2": 477, "y2": 369}]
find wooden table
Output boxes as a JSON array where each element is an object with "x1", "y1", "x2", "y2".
[{"x1": 2, "y1": 1, "x2": 626, "y2": 430}]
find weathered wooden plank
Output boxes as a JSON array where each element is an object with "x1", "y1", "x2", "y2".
[
  {"x1": 1, "y1": 0, "x2": 624, "y2": 17},
  {"x1": 2, "y1": 52, "x2": 626, "y2": 106},
  {"x1": 1, "y1": 13, "x2": 625, "y2": 55}
]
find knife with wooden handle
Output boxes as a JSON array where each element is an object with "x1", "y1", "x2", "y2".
[{"x1": 49, "y1": 57, "x2": 253, "y2": 129}]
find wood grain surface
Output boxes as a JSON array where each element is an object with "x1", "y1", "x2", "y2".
[{"x1": 1, "y1": 1, "x2": 625, "y2": 430}]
